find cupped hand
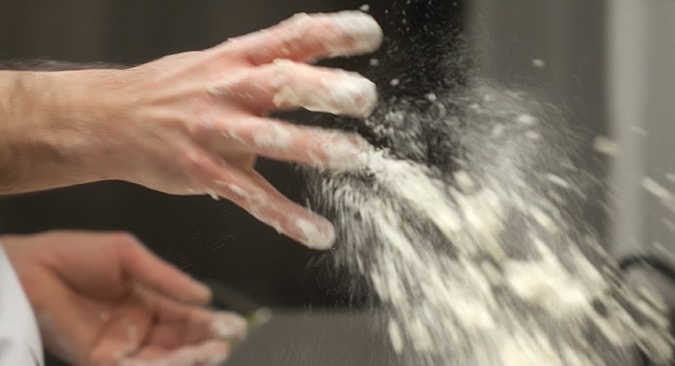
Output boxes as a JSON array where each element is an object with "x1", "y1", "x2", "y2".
[
  {"x1": 1, "y1": 231, "x2": 247, "y2": 366},
  {"x1": 46, "y1": 11, "x2": 383, "y2": 249}
]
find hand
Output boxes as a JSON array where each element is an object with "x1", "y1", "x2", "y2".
[
  {"x1": 1, "y1": 231, "x2": 247, "y2": 366},
  {"x1": 42, "y1": 11, "x2": 382, "y2": 249}
]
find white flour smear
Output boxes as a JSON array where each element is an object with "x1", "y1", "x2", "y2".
[{"x1": 308, "y1": 82, "x2": 674, "y2": 365}]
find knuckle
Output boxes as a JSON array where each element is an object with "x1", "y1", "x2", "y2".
[
  {"x1": 277, "y1": 14, "x2": 326, "y2": 51},
  {"x1": 208, "y1": 72, "x2": 247, "y2": 97},
  {"x1": 185, "y1": 111, "x2": 216, "y2": 142},
  {"x1": 268, "y1": 58, "x2": 302, "y2": 75},
  {"x1": 182, "y1": 148, "x2": 215, "y2": 176},
  {"x1": 284, "y1": 13, "x2": 324, "y2": 36}
]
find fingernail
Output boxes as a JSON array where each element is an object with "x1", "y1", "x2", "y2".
[
  {"x1": 212, "y1": 313, "x2": 248, "y2": 339},
  {"x1": 295, "y1": 216, "x2": 336, "y2": 250},
  {"x1": 326, "y1": 72, "x2": 378, "y2": 118},
  {"x1": 328, "y1": 11, "x2": 384, "y2": 56},
  {"x1": 271, "y1": 61, "x2": 378, "y2": 118},
  {"x1": 323, "y1": 133, "x2": 373, "y2": 170}
]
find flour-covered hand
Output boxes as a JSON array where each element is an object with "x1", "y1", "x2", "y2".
[{"x1": 2, "y1": 11, "x2": 382, "y2": 249}]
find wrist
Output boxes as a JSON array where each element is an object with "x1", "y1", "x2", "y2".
[
  {"x1": 42, "y1": 69, "x2": 126, "y2": 182},
  {"x1": 0, "y1": 71, "x2": 62, "y2": 192},
  {"x1": 0, "y1": 69, "x2": 124, "y2": 193}
]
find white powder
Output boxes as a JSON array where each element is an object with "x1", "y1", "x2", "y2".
[
  {"x1": 271, "y1": 60, "x2": 378, "y2": 118},
  {"x1": 642, "y1": 177, "x2": 675, "y2": 213},
  {"x1": 516, "y1": 113, "x2": 538, "y2": 126},
  {"x1": 323, "y1": 11, "x2": 383, "y2": 56},
  {"x1": 454, "y1": 170, "x2": 475, "y2": 191},
  {"x1": 532, "y1": 58, "x2": 546, "y2": 68},
  {"x1": 206, "y1": 188, "x2": 219, "y2": 201},
  {"x1": 525, "y1": 130, "x2": 541, "y2": 140},
  {"x1": 491, "y1": 123, "x2": 505, "y2": 138},
  {"x1": 308, "y1": 82, "x2": 674, "y2": 365},
  {"x1": 210, "y1": 313, "x2": 248, "y2": 339},
  {"x1": 252, "y1": 117, "x2": 294, "y2": 150},
  {"x1": 545, "y1": 173, "x2": 572, "y2": 190},
  {"x1": 630, "y1": 124, "x2": 649, "y2": 136},
  {"x1": 295, "y1": 217, "x2": 335, "y2": 250},
  {"x1": 388, "y1": 319, "x2": 405, "y2": 354},
  {"x1": 322, "y1": 134, "x2": 372, "y2": 170},
  {"x1": 504, "y1": 254, "x2": 593, "y2": 317},
  {"x1": 592, "y1": 136, "x2": 620, "y2": 156},
  {"x1": 278, "y1": 12, "x2": 382, "y2": 59},
  {"x1": 425, "y1": 92, "x2": 438, "y2": 102}
]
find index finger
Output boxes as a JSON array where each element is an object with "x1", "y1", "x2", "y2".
[{"x1": 227, "y1": 11, "x2": 383, "y2": 65}]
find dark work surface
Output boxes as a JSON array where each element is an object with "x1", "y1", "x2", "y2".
[{"x1": 224, "y1": 311, "x2": 403, "y2": 366}]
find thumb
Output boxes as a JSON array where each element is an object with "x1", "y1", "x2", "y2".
[{"x1": 118, "y1": 237, "x2": 212, "y2": 305}]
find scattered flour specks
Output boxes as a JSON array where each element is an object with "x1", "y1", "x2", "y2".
[
  {"x1": 308, "y1": 82, "x2": 673, "y2": 365},
  {"x1": 592, "y1": 136, "x2": 620, "y2": 157}
]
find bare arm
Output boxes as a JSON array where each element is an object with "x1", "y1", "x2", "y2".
[{"x1": 0, "y1": 69, "x2": 105, "y2": 193}]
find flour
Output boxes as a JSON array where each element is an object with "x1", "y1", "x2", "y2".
[
  {"x1": 322, "y1": 133, "x2": 372, "y2": 171},
  {"x1": 532, "y1": 58, "x2": 547, "y2": 68},
  {"x1": 271, "y1": 60, "x2": 378, "y2": 118},
  {"x1": 295, "y1": 217, "x2": 335, "y2": 250},
  {"x1": 277, "y1": 12, "x2": 381, "y2": 58},
  {"x1": 210, "y1": 313, "x2": 248, "y2": 339},
  {"x1": 592, "y1": 136, "x2": 620, "y2": 156},
  {"x1": 307, "y1": 81, "x2": 674, "y2": 365},
  {"x1": 516, "y1": 113, "x2": 538, "y2": 126},
  {"x1": 642, "y1": 177, "x2": 675, "y2": 214},
  {"x1": 252, "y1": 117, "x2": 294, "y2": 150}
]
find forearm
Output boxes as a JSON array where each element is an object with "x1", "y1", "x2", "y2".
[{"x1": 0, "y1": 68, "x2": 115, "y2": 194}]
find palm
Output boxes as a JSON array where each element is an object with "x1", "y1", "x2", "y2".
[{"x1": 3, "y1": 231, "x2": 246, "y2": 366}]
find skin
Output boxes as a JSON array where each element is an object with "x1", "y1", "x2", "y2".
[
  {"x1": 0, "y1": 11, "x2": 383, "y2": 365},
  {"x1": 1, "y1": 231, "x2": 248, "y2": 366},
  {"x1": 0, "y1": 11, "x2": 383, "y2": 249}
]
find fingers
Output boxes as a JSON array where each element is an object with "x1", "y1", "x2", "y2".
[
  {"x1": 209, "y1": 59, "x2": 377, "y2": 118},
  {"x1": 183, "y1": 150, "x2": 336, "y2": 249},
  {"x1": 27, "y1": 271, "x2": 101, "y2": 365},
  {"x1": 137, "y1": 287, "x2": 247, "y2": 348},
  {"x1": 101, "y1": 287, "x2": 243, "y2": 366},
  {"x1": 89, "y1": 296, "x2": 152, "y2": 365},
  {"x1": 210, "y1": 312, "x2": 249, "y2": 340},
  {"x1": 219, "y1": 168, "x2": 336, "y2": 250},
  {"x1": 213, "y1": 115, "x2": 372, "y2": 171},
  {"x1": 120, "y1": 340, "x2": 230, "y2": 366},
  {"x1": 234, "y1": 170, "x2": 336, "y2": 250},
  {"x1": 118, "y1": 238, "x2": 212, "y2": 304},
  {"x1": 227, "y1": 11, "x2": 383, "y2": 65},
  {"x1": 123, "y1": 288, "x2": 243, "y2": 366}
]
